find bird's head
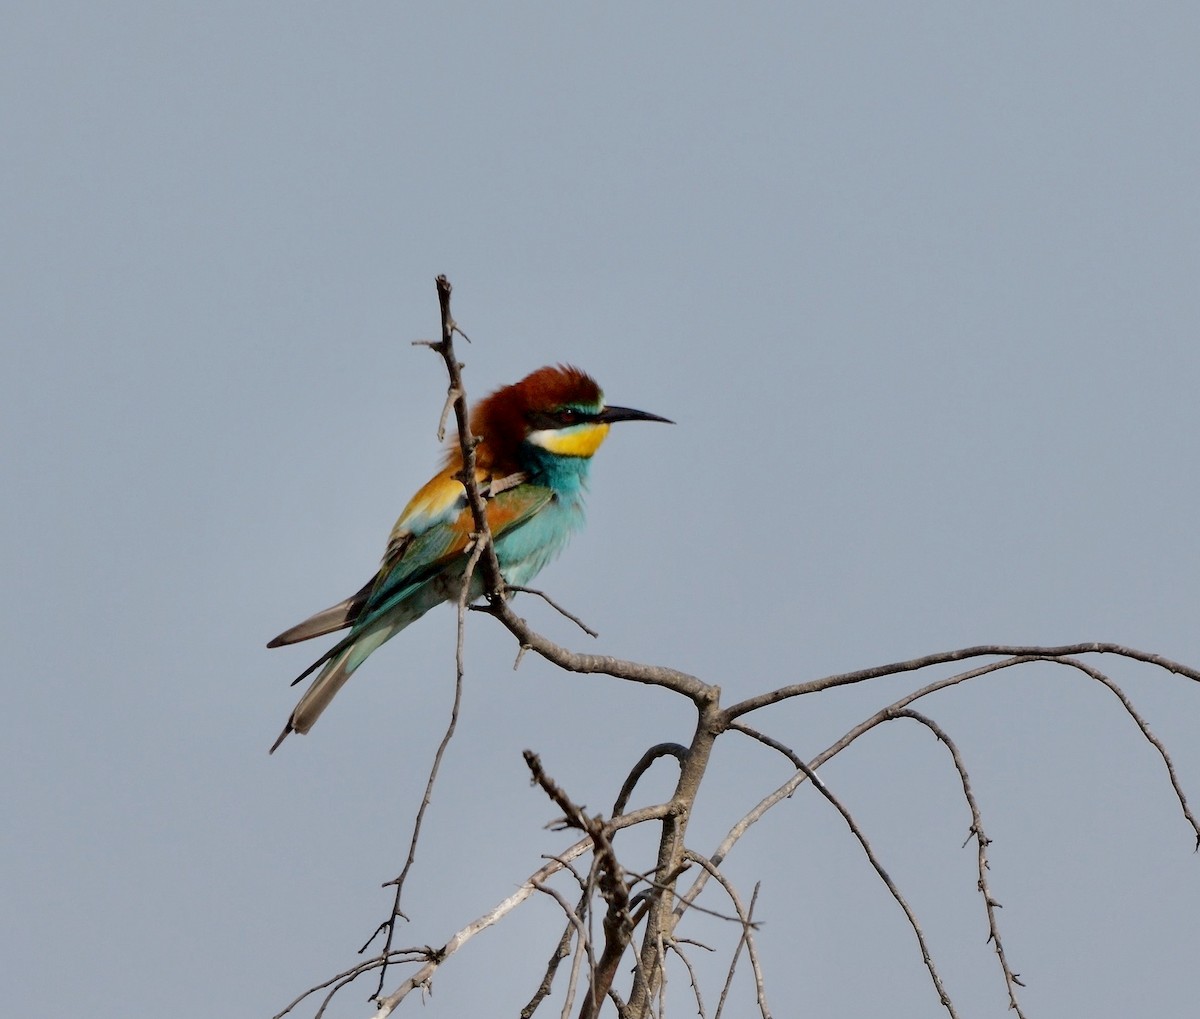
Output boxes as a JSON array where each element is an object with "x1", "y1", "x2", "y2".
[{"x1": 470, "y1": 365, "x2": 672, "y2": 470}]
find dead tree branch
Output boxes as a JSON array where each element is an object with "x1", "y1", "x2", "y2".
[
  {"x1": 891, "y1": 709, "x2": 1026, "y2": 1018},
  {"x1": 278, "y1": 278, "x2": 1200, "y2": 1019}
]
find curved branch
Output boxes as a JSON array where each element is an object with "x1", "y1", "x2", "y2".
[
  {"x1": 612, "y1": 743, "x2": 688, "y2": 817},
  {"x1": 272, "y1": 951, "x2": 431, "y2": 1019},
  {"x1": 724, "y1": 643, "x2": 1200, "y2": 719},
  {"x1": 1043, "y1": 657, "x2": 1200, "y2": 846},
  {"x1": 890, "y1": 709, "x2": 1026, "y2": 1019},
  {"x1": 486, "y1": 595, "x2": 718, "y2": 703},
  {"x1": 701, "y1": 727, "x2": 962, "y2": 1019},
  {"x1": 676, "y1": 657, "x2": 1032, "y2": 912},
  {"x1": 688, "y1": 649, "x2": 1198, "y2": 912},
  {"x1": 668, "y1": 939, "x2": 709, "y2": 1019}
]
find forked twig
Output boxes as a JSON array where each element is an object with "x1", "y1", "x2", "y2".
[
  {"x1": 669, "y1": 938, "x2": 708, "y2": 1019},
  {"x1": 713, "y1": 882, "x2": 760, "y2": 1019},
  {"x1": 683, "y1": 854, "x2": 772, "y2": 1019}
]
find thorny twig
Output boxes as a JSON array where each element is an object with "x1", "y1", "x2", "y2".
[{"x1": 892, "y1": 709, "x2": 1027, "y2": 1018}]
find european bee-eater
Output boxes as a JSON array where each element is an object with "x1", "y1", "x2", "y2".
[{"x1": 268, "y1": 364, "x2": 671, "y2": 752}]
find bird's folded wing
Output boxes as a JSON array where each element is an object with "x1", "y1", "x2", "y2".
[
  {"x1": 266, "y1": 474, "x2": 543, "y2": 650},
  {"x1": 359, "y1": 482, "x2": 555, "y2": 626}
]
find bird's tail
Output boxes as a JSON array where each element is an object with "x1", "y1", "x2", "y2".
[{"x1": 269, "y1": 622, "x2": 397, "y2": 753}]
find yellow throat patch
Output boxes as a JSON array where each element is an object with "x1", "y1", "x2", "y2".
[{"x1": 529, "y1": 422, "x2": 610, "y2": 458}]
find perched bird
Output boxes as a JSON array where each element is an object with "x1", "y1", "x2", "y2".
[{"x1": 268, "y1": 364, "x2": 671, "y2": 752}]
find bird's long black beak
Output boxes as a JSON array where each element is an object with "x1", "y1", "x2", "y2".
[{"x1": 595, "y1": 405, "x2": 674, "y2": 425}]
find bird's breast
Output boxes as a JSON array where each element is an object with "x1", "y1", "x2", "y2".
[{"x1": 492, "y1": 492, "x2": 586, "y2": 587}]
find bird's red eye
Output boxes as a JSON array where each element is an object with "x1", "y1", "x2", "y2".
[{"x1": 558, "y1": 408, "x2": 577, "y2": 424}]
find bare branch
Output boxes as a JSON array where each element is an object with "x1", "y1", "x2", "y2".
[
  {"x1": 521, "y1": 919, "x2": 578, "y2": 1019},
  {"x1": 423, "y1": 275, "x2": 507, "y2": 605},
  {"x1": 613, "y1": 744, "x2": 689, "y2": 816},
  {"x1": 529, "y1": 881, "x2": 595, "y2": 1019},
  {"x1": 627, "y1": 702, "x2": 725, "y2": 1016},
  {"x1": 683, "y1": 854, "x2": 772, "y2": 1019},
  {"x1": 432, "y1": 384, "x2": 462, "y2": 443},
  {"x1": 480, "y1": 593, "x2": 717, "y2": 704},
  {"x1": 697, "y1": 725, "x2": 968, "y2": 1016},
  {"x1": 273, "y1": 951, "x2": 432, "y2": 1019},
  {"x1": 679, "y1": 658, "x2": 1052, "y2": 922},
  {"x1": 667, "y1": 939, "x2": 708, "y2": 1019},
  {"x1": 725, "y1": 723, "x2": 805, "y2": 770},
  {"x1": 712, "y1": 882, "x2": 760, "y2": 1019},
  {"x1": 360, "y1": 535, "x2": 487, "y2": 994},
  {"x1": 1043, "y1": 657, "x2": 1200, "y2": 846},
  {"x1": 508, "y1": 585, "x2": 600, "y2": 638},
  {"x1": 724, "y1": 643, "x2": 1200, "y2": 719},
  {"x1": 522, "y1": 751, "x2": 645, "y2": 1019},
  {"x1": 524, "y1": 749, "x2": 595, "y2": 833},
  {"x1": 370, "y1": 840, "x2": 595, "y2": 1017},
  {"x1": 892, "y1": 709, "x2": 1026, "y2": 1018}
]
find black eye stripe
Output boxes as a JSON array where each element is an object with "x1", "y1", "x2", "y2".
[{"x1": 527, "y1": 408, "x2": 592, "y2": 429}]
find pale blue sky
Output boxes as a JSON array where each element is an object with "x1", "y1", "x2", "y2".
[{"x1": 5, "y1": 4, "x2": 1200, "y2": 1017}]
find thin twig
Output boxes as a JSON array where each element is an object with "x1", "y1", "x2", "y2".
[
  {"x1": 892, "y1": 709, "x2": 1026, "y2": 1018},
  {"x1": 683, "y1": 854, "x2": 772, "y2": 1019},
  {"x1": 362, "y1": 544, "x2": 479, "y2": 993},
  {"x1": 712, "y1": 883, "x2": 760, "y2": 1019},
  {"x1": 680, "y1": 657, "x2": 1048, "y2": 915},
  {"x1": 273, "y1": 951, "x2": 431, "y2": 1019},
  {"x1": 521, "y1": 919, "x2": 578, "y2": 1019},
  {"x1": 479, "y1": 593, "x2": 716, "y2": 703},
  {"x1": 667, "y1": 939, "x2": 708, "y2": 1019},
  {"x1": 708, "y1": 725, "x2": 963, "y2": 1017},
  {"x1": 1045, "y1": 657, "x2": 1200, "y2": 846},
  {"x1": 529, "y1": 881, "x2": 596, "y2": 1019},
  {"x1": 507, "y1": 585, "x2": 600, "y2": 637},
  {"x1": 370, "y1": 840, "x2": 595, "y2": 1017},
  {"x1": 523, "y1": 750, "x2": 642, "y2": 1019}
]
